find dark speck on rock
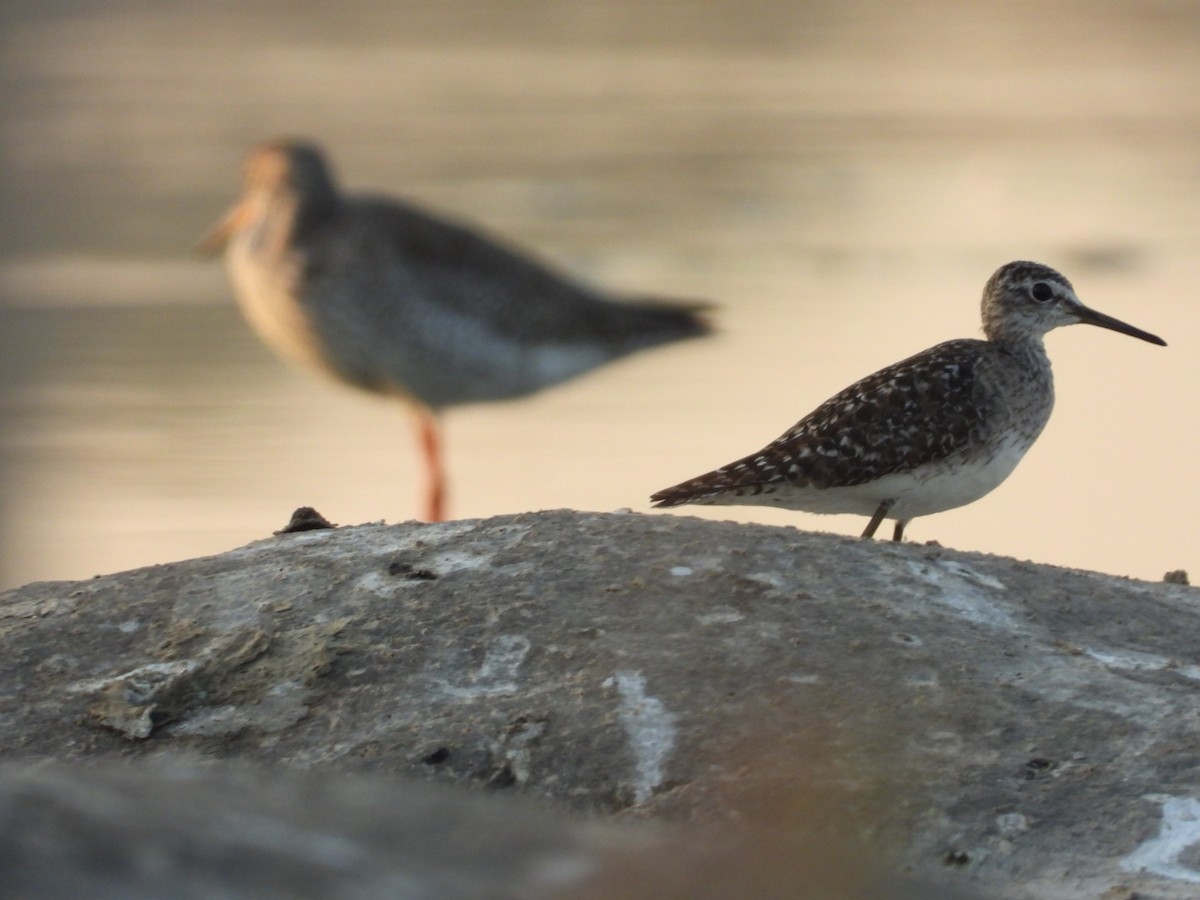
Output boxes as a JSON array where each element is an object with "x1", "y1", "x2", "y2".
[
  {"x1": 1023, "y1": 757, "x2": 1057, "y2": 779},
  {"x1": 387, "y1": 561, "x2": 437, "y2": 580},
  {"x1": 942, "y1": 849, "x2": 970, "y2": 867},
  {"x1": 275, "y1": 507, "x2": 337, "y2": 534}
]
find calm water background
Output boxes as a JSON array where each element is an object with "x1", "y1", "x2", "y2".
[{"x1": 0, "y1": 0, "x2": 1196, "y2": 589}]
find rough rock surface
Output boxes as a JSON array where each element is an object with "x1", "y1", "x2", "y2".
[{"x1": 1, "y1": 509, "x2": 1198, "y2": 899}]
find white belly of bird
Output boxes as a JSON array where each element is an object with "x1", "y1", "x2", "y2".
[
  {"x1": 227, "y1": 245, "x2": 330, "y2": 375},
  {"x1": 718, "y1": 433, "x2": 1033, "y2": 521}
]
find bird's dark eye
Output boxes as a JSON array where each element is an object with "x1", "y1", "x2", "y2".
[{"x1": 1030, "y1": 282, "x2": 1054, "y2": 303}]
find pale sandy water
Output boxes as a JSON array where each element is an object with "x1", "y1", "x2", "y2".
[{"x1": 0, "y1": 0, "x2": 1197, "y2": 589}]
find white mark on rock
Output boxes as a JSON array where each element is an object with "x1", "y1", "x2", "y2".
[
  {"x1": 746, "y1": 571, "x2": 788, "y2": 591},
  {"x1": 355, "y1": 539, "x2": 533, "y2": 597},
  {"x1": 440, "y1": 635, "x2": 531, "y2": 699},
  {"x1": 905, "y1": 560, "x2": 1017, "y2": 631},
  {"x1": 355, "y1": 571, "x2": 398, "y2": 595},
  {"x1": 427, "y1": 549, "x2": 500, "y2": 574},
  {"x1": 696, "y1": 610, "x2": 743, "y2": 626},
  {"x1": 491, "y1": 717, "x2": 546, "y2": 786},
  {"x1": 1086, "y1": 647, "x2": 1172, "y2": 673},
  {"x1": 1121, "y1": 795, "x2": 1200, "y2": 883},
  {"x1": 906, "y1": 671, "x2": 940, "y2": 689},
  {"x1": 921, "y1": 730, "x2": 964, "y2": 755},
  {"x1": 602, "y1": 671, "x2": 677, "y2": 804},
  {"x1": 1176, "y1": 665, "x2": 1200, "y2": 683},
  {"x1": 67, "y1": 660, "x2": 200, "y2": 696},
  {"x1": 937, "y1": 560, "x2": 1007, "y2": 591},
  {"x1": 785, "y1": 673, "x2": 820, "y2": 685},
  {"x1": 996, "y1": 812, "x2": 1029, "y2": 836},
  {"x1": 669, "y1": 566, "x2": 693, "y2": 577}
]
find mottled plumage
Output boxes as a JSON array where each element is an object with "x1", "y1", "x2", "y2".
[
  {"x1": 652, "y1": 262, "x2": 1165, "y2": 540},
  {"x1": 201, "y1": 140, "x2": 711, "y2": 521}
]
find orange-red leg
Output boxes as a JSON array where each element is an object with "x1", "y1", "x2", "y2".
[{"x1": 413, "y1": 407, "x2": 446, "y2": 522}]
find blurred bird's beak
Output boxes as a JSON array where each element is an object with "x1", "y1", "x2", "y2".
[
  {"x1": 1074, "y1": 303, "x2": 1167, "y2": 347},
  {"x1": 195, "y1": 201, "x2": 250, "y2": 256}
]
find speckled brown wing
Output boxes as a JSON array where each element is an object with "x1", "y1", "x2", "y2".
[{"x1": 651, "y1": 339, "x2": 993, "y2": 506}]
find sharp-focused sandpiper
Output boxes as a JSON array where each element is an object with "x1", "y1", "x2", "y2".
[
  {"x1": 651, "y1": 261, "x2": 1165, "y2": 539},
  {"x1": 202, "y1": 140, "x2": 710, "y2": 522}
]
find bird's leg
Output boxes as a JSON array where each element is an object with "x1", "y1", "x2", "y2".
[
  {"x1": 413, "y1": 406, "x2": 446, "y2": 522},
  {"x1": 862, "y1": 499, "x2": 895, "y2": 539},
  {"x1": 892, "y1": 519, "x2": 908, "y2": 542}
]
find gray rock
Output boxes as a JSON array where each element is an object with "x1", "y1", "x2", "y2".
[
  {"x1": 0, "y1": 758, "x2": 974, "y2": 900},
  {"x1": 1, "y1": 509, "x2": 1198, "y2": 898},
  {"x1": 0, "y1": 760, "x2": 606, "y2": 900}
]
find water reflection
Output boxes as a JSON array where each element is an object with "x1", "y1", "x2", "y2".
[{"x1": 0, "y1": 0, "x2": 1196, "y2": 588}]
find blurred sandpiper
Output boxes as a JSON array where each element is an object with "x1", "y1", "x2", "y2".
[
  {"x1": 202, "y1": 140, "x2": 709, "y2": 521},
  {"x1": 651, "y1": 261, "x2": 1164, "y2": 540}
]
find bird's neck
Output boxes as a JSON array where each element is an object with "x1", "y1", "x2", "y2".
[
  {"x1": 991, "y1": 331, "x2": 1051, "y2": 374},
  {"x1": 289, "y1": 185, "x2": 339, "y2": 241}
]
